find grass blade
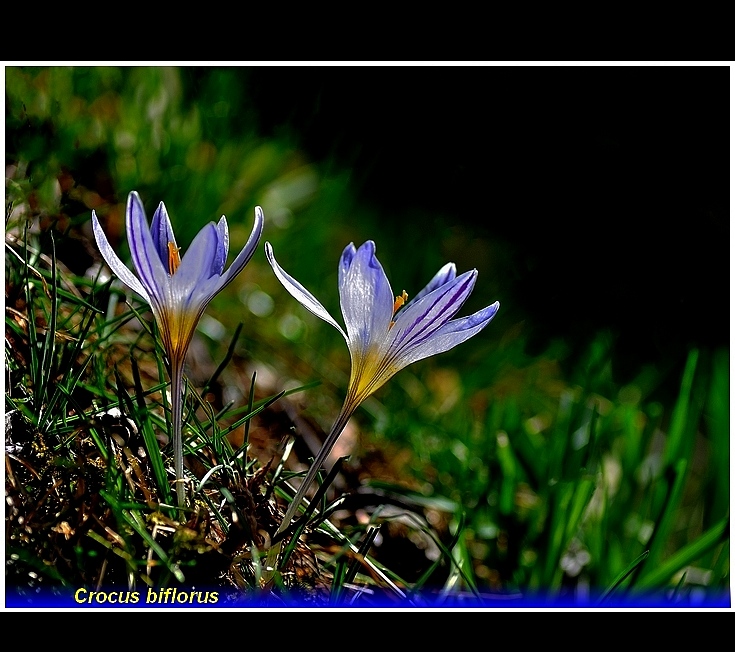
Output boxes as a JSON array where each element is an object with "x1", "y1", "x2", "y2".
[
  {"x1": 598, "y1": 550, "x2": 649, "y2": 604},
  {"x1": 635, "y1": 516, "x2": 729, "y2": 591}
]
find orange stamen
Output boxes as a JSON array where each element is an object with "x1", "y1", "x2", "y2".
[
  {"x1": 393, "y1": 290, "x2": 408, "y2": 315},
  {"x1": 389, "y1": 290, "x2": 409, "y2": 329},
  {"x1": 167, "y1": 241, "x2": 181, "y2": 275}
]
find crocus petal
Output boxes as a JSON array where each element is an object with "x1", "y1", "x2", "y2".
[
  {"x1": 92, "y1": 210, "x2": 151, "y2": 302},
  {"x1": 265, "y1": 241, "x2": 347, "y2": 341},
  {"x1": 338, "y1": 242, "x2": 357, "y2": 290},
  {"x1": 390, "y1": 301, "x2": 500, "y2": 369},
  {"x1": 339, "y1": 240, "x2": 394, "y2": 355},
  {"x1": 173, "y1": 222, "x2": 220, "y2": 300},
  {"x1": 390, "y1": 270, "x2": 478, "y2": 351},
  {"x1": 212, "y1": 216, "x2": 229, "y2": 277},
  {"x1": 150, "y1": 201, "x2": 177, "y2": 270},
  {"x1": 404, "y1": 262, "x2": 457, "y2": 309},
  {"x1": 219, "y1": 206, "x2": 265, "y2": 290},
  {"x1": 126, "y1": 191, "x2": 169, "y2": 303}
]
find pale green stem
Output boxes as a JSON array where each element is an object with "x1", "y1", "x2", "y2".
[
  {"x1": 262, "y1": 399, "x2": 357, "y2": 585},
  {"x1": 275, "y1": 402, "x2": 356, "y2": 537},
  {"x1": 170, "y1": 359, "x2": 186, "y2": 509}
]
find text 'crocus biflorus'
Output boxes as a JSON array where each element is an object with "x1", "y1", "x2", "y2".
[
  {"x1": 93, "y1": 191, "x2": 264, "y2": 507},
  {"x1": 266, "y1": 239, "x2": 499, "y2": 535}
]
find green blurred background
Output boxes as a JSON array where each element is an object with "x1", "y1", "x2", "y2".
[{"x1": 5, "y1": 65, "x2": 729, "y2": 598}]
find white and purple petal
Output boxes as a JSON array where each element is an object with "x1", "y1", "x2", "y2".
[
  {"x1": 126, "y1": 191, "x2": 169, "y2": 303},
  {"x1": 265, "y1": 242, "x2": 347, "y2": 340},
  {"x1": 173, "y1": 222, "x2": 221, "y2": 300},
  {"x1": 404, "y1": 262, "x2": 457, "y2": 309},
  {"x1": 389, "y1": 301, "x2": 500, "y2": 369},
  {"x1": 390, "y1": 270, "x2": 478, "y2": 352},
  {"x1": 338, "y1": 242, "x2": 357, "y2": 291},
  {"x1": 339, "y1": 240, "x2": 394, "y2": 355},
  {"x1": 219, "y1": 206, "x2": 264, "y2": 290},
  {"x1": 91, "y1": 211, "x2": 151, "y2": 302},
  {"x1": 212, "y1": 217, "x2": 229, "y2": 276},
  {"x1": 150, "y1": 201, "x2": 177, "y2": 269}
]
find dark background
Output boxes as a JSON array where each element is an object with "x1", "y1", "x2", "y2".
[{"x1": 229, "y1": 65, "x2": 728, "y2": 386}]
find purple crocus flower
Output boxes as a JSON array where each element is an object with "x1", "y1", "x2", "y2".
[
  {"x1": 265, "y1": 239, "x2": 499, "y2": 536},
  {"x1": 92, "y1": 191, "x2": 264, "y2": 507}
]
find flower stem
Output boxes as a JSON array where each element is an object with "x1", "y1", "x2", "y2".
[
  {"x1": 170, "y1": 359, "x2": 186, "y2": 509},
  {"x1": 276, "y1": 402, "x2": 355, "y2": 537},
  {"x1": 262, "y1": 400, "x2": 356, "y2": 587}
]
